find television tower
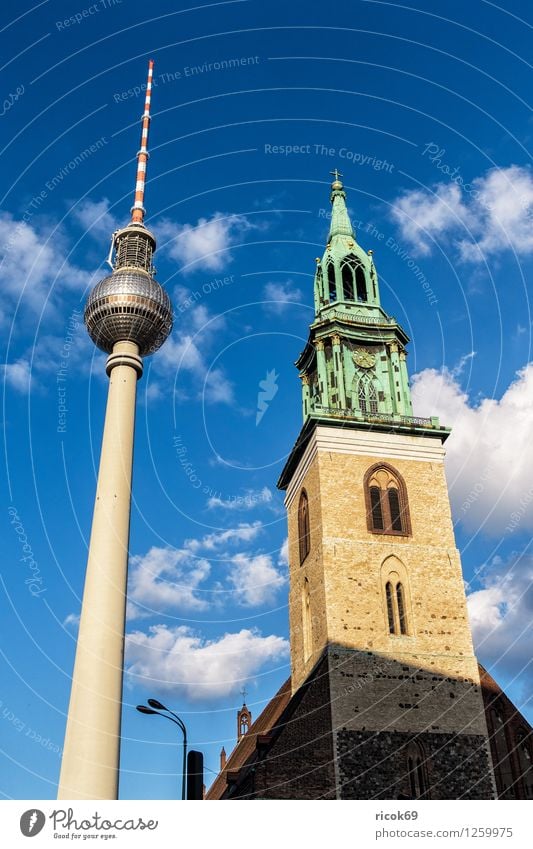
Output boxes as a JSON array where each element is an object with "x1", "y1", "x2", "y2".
[{"x1": 58, "y1": 60, "x2": 172, "y2": 799}]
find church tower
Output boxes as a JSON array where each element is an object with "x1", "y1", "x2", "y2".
[
  {"x1": 275, "y1": 172, "x2": 496, "y2": 799},
  {"x1": 205, "y1": 173, "x2": 520, "y2": 801}
]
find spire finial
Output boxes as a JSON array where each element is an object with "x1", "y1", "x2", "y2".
[
  {"x1": 240, "y1": 686, "x2": 248, "y2": 704},
  {"x1": 330, "y1": 168, "x2": 343, "y2": 189},
  {"x1": 131, "y1": 59, "x2": 155, "y2": 224}
]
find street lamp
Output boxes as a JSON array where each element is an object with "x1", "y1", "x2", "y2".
[{"x1": 136, "y1": 700, "x2": 187, "y2": 800}]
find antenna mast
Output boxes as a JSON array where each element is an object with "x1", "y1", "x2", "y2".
[{"x1": 131, "y1": 59, "x2": 155, "y2": 224}]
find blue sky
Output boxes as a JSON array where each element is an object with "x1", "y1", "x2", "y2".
[{"x1": 1, "y1": 0, "x2": 532, "y2": 800}]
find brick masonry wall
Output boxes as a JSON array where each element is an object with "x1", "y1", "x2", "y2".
[
  {"x1": 328, "y1": 647, "x2": 488, "y2": 737},
  {"x1": 287, "y1": 457, "x2": 329, "y2": 692},
  {"x1": 480, "y1": 667, "x2": 533, "y2": 799},
  {"x1": 231, "y1": 655, "x2": 337, "y2": 799},
  {"x1": 337, "y1": 728, "x2": 495, "y2": 799},
  {"x1": 283, "y1": 425, "x2": 496, "y2": 797}
]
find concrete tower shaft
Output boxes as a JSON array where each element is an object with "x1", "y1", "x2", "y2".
[{"x1": 58, "y1": 61, "x2": 171, "y2": 799}]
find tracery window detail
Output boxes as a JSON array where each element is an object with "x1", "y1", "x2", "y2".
[
  {"x1": 339, "y1": 254, "x2": 367, "y2": 302},
  {"x1": 357, "y1": 375, "x2": 378, "y2": 415},
  {"x1": 364, "y1": 464, "x2": 411, "y2": 536}
]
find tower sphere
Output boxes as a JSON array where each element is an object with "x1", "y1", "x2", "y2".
[{"x1": 84, "y1": 267, "x2": 173, "y2": 356}]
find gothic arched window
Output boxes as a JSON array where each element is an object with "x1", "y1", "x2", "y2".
[
  {"x1": 396, "y1": 583, "x2": 408, "y2": 634},
  {"x1": 385, "y1": 581, "x2": 395, "y2": 633},
  {"x1": 339, "y1": 255, "x2": 367, "y2": 302},
  {"x1": 381, "y1": 557, "x2": 412, "y2": 636},
  {"x1": 364, "y1": 464, "x2": 411, "y2": 536},
  {"x1": 357, "y1": 376, "x2": 378, "y2": 415},
  {"x1": 489, "y1": 708, "x2": 514, "y2": 797},
  {"x1": 406, "y1": 742, "x2": 428, "y2": 799},
  {"x1": 341, "y1": 261, "x2": 355, "y2": 300},
  {"x1": 383, "y1": 574, "x2": 410, "y2": 635},
  {"x1": 356, "y1": 265, "x2": 367, "y2": 302},
  {"x1": 298, "y1": 489, "x2": 310, "y2": 564},
  {"x1": 327, "y1": 264, "x2": 337, "y2": 302}
]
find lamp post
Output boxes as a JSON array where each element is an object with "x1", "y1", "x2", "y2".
[{"x1": 136, "y1": 700, "x2": 187, "y2": 800}]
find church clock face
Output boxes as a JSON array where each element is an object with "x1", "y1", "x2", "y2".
[{"x1": 353, "y1": 349, "x2": 376, "y2": 369}]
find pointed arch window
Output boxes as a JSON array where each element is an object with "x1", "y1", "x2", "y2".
[
  {"x1": 298, "y1": 489, "x2": 310, "y2": 564},
  {"x1": 339, "y1": 254, "x2": 367, "y2": 302},
  {"x1": 396, "y1": 583, "x2": 408, "y2": 634},
  {"x1": 370, "y1": 485, "x2": 384, "y2": 530},
  {"x1": 357, "y1": 376, "x2": 378, "y2": 415},
  {"x1": 364, "y1": 463, "x2": 411, "y2": 536},
  {"x1": 341, "y1": 261, "x2": 355, "y2": 300},
  {"x1": 490, "y1": 708, "x2": 513, "y2": 796},
  {"x1": 327, "y1": 264, "x2": 337, "y2": 302},
  {"x1": 406, "y1": 742, "x2": 428, "y2": 799},
  {"x1": 381, "y1": 557, "x2": 412, "y2": 637},
  {"x1": 383, "y1": 575, "x2": 410, "y2": 635},
  {"x1": 385, "y1": 581, "x2": 395, "y2": 633},
  {"x1": 356, "y1": 265, "x2": 367, "y2": 302}
]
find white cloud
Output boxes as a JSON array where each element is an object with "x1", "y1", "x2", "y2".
[
  {"x1": 127, "y1": 524, "x2": 266, "y2": 616},
  {"x1": 262, "y1": 280, "x2": 303, "y2": 313},
  {"x1": 390, "y1": 182, "x2": 468, "y2": 256},
  {"x1": 207, "y1": 486, "x2": 274, "y2": 511},
  {"x1": 2, "y1": 359, "x2": 31, "y2": 393},
  {"x1": 158, "y1": 333, "x2": 205, "y2": 373},
  {"x1": 391, "y1": 165, "x2": 533, "y2": 262},
  {"x1": 278, "y1": 537, "x2": 289, "y2": 566},
  {"x1": 411, "y1": 363, "x2": 533, "y2": 535},
  {"x1": 0, "y1": 212, "x2": 91, "y2": 314},
  {"x1": 125, "y1": 625, "x2": 289, "y2": 700},
  {"x1": 228, "y1": 552, "x2": 287, "y2": 606},
  {"x1": 63, "y1": 613, "x2": 80, "y2": 629},
  {"x1": 72, "y1": 197, "x2": 118, "y2": 240},
  {"x1": 155, "y1": 305, "x2": 234, "y2": 405},
  {"x1": 204, "y1": 368, "x2": 234, "y2": 404},
  {"x1": 158, "y1": 212, "x2": 256, "y2": 272},
  {"x1": 467, "y1": 555, "x2": 533, "y2": 693},
  {"x1": 459, "y1": 166, "x2": 533, "y2": 261},
  {"x1": 128, "y1": 546, "x2": 211, "y2": 617},
  {"x1": 184, "y1": 521, "x2": 263, "y2": 553},
  {"x1": 144, "y1": 381, "x2": 164, "y2": 402}
]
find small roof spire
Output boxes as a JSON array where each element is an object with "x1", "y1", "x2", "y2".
[
  {"x1": 237, "y1": 689, "x2": 251, "y2": 741},
  {"x1": 328, "y1": 168, "x2": 354, "y2": 240}
]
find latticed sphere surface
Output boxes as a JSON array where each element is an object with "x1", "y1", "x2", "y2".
[{"x1": 84, "y1": 269, "x2": 173, "y2": 356}]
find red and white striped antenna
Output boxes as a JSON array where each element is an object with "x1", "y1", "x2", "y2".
[{"x1": 131, "y1": 59, "x2": 155, "y2": 224}]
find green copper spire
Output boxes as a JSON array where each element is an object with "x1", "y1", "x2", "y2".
[
  {"x1": 314, "y1": 172, "x2": 381, "y2": 316},
  {"x1": 328, "y1": 169, "x2": 354, "y2": 239},
  {"x1": 296, "y1": 173, "x2": 448, "y2": 434}
]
